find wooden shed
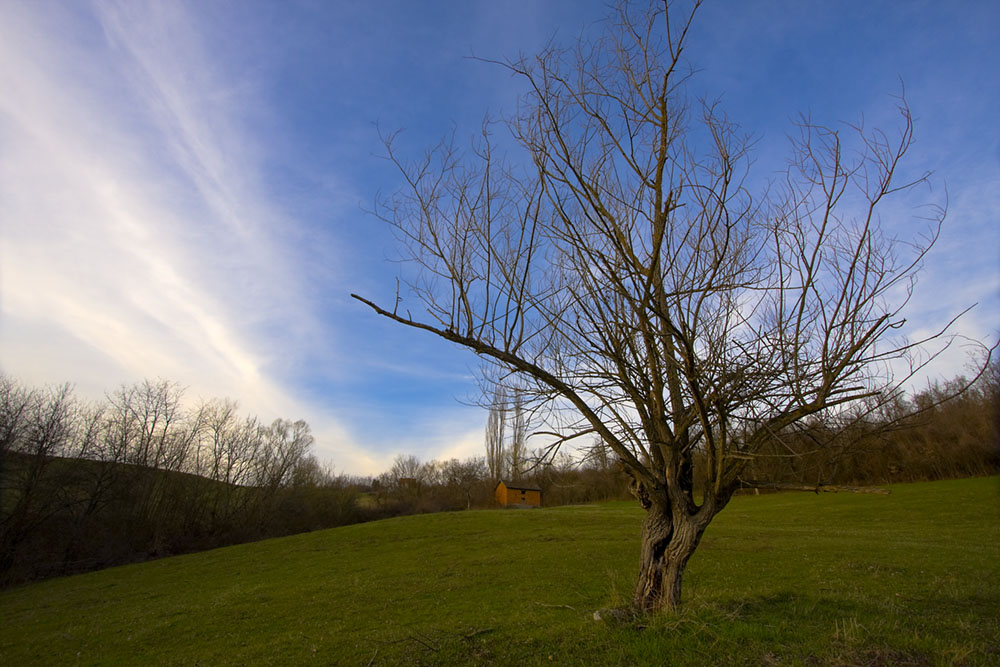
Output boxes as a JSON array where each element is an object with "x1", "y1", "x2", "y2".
[{"x1": 494, "y1": 480, "x2": 542, "y2": 508}]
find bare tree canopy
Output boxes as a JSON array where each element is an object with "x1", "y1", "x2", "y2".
[{"x1": 352, "y1": 0, "x2": 986, "y2": 612}]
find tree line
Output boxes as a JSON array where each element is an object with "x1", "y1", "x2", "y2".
[
  {"x1": 0, "y1": 375, "x2": 370, "y2": 586},
  {"x1": 744, "y1": 363, "x2": 999, "y2": 487},
  {"x1": 368, "y1": 449, "x2": 631, "y2": 515},
  {"x1": 3, "y1": 363, "x2": 996, "y2": 587},
  {"x1": 0, "y1": 371, "x2": 639, "y2": 586},
  {"x1": 369, "y1": 358, "x2": 999, "y2": 513}
]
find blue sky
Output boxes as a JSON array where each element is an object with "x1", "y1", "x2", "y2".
[{"x1": 1, "y1": 0, "x2": 997, "y2": 475}]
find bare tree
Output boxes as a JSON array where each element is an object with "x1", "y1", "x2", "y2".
[
  {"x1": 0, "y1": 374, "x2": 35, "y2": 459},
  {"x1": 484, "y1": 380, "x2": 532, "y2": 481},
  {"x1": 260, "y1": 419, "x2": 313, "y2": 491},
  {"x1": 440, "y1": 457, "x2": 488, "y2": 509},
  {"x1": 583, "y1": 435, "x2": 612, "y2": 473},
  {"x1": 507, "y1": 388, "x2": 528, "y2": 482},
  {"x1": 388, "y1": 453, "x2": 424, "y2": 481},
  {"x1": 484, "y1": 384, "x2": 507, "y2": 481},
  {"x1": 0, "y1": 380, "x2": 78, "y2": 573},
  {"x1": 353, "y1": 1, "x2": 979, "y2": 612},
  {"x1": 385, "y1": 454, "x2": 430, "y2": 497}
]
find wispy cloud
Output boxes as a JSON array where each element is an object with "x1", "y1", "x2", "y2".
[
  {"x1": 0, "y1": 1, "x2": 363, "y2": 463},
  {"x1": 0, "y1": 0, "x2": 490, "y2": 477}
]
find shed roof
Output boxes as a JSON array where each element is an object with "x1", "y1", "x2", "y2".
[{"x1": 495, "y1": 480, "x2": 542, "y2": 492}]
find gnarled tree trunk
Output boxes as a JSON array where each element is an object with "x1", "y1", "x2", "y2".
[{"x1": 632, "y1": 497, "x2": 708, "y2": 612}]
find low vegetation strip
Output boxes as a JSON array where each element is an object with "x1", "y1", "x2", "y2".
[{"x1": 1, "y1": 477, "x2": 997, "y2": 665}]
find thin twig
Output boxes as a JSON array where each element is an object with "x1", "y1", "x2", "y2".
[
  {"x1": 462, "y1": 627, "x2": 494, "y2": 640},
  {"x1": 535, "y1": 602, "x2": 578, "y2": 610}
]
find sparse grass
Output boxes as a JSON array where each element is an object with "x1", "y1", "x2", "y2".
[{"x1": 1, "y1": 477, "x2": 998, "y2": 665}]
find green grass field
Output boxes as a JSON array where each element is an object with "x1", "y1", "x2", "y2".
[{"x1": 2, "y1": 477, "x2": 998, "y2": 665}]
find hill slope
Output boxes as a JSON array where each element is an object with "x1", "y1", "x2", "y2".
[{"x1": 1, "y1": 477, "x2": 998, "y2": 665}]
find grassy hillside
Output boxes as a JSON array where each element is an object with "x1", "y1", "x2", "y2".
[{"x1": 1, "y1": 477, "x2": 998, "y2": 665}]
